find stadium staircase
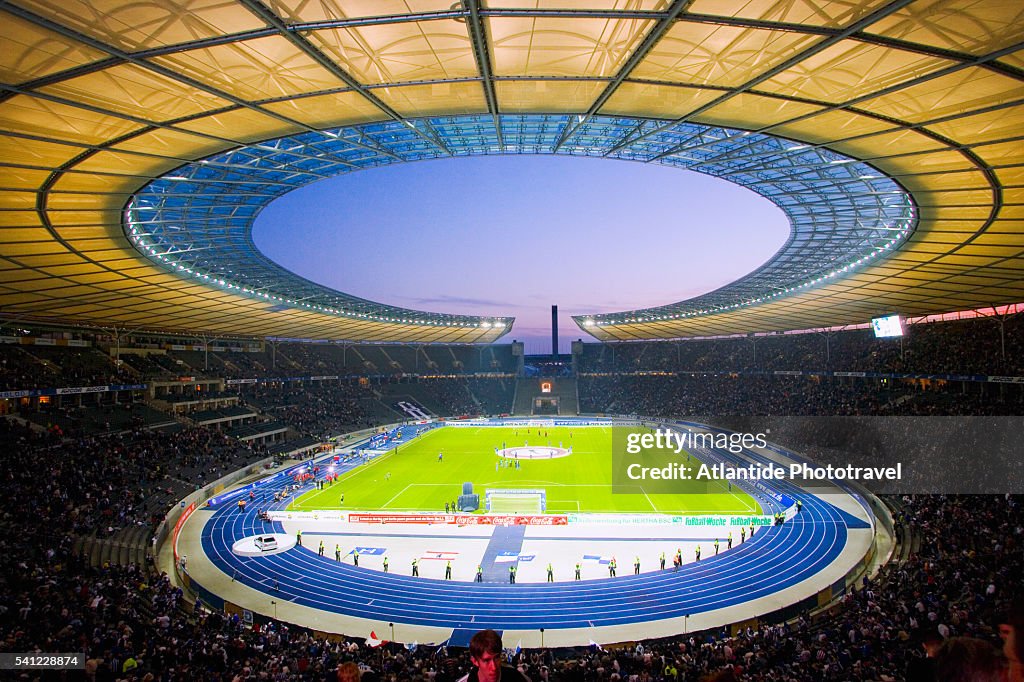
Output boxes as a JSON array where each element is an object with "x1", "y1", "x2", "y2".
[
  {"x1": 362, "y1": 393, "x2": 406, "y2": 422},
  {"x1": 4, "y1": 414, "x2": 47, "y2": 434},
  {"x1": 75, "y1": 525, "x2": 152, "y2": 569},
  {"x1": 347, "y1": 345, "x2": 376, "y2": 372},
  {"x1": 512, "y1": 380, "x2": 533, "y2": 415},
  {"x1": 416, "y1": 346, "x2": 440, "y2": 371},
  {"x1": 377, "y1": 347, "x2": 403, "y2": 372},
  {"x1": 884, "y1": 496, "x2": 918, "y2": 564},
  {"x1": 555, "y1": 379, "x2": 579, "y2": 414},
  {"x1": 465, "y1": 386, "x2": 485, "y2": 414},
  {"x1": 444, "y1": 346, "x2": 464, "y2": 371},
  {"x1": 269, "y1": 347, "x2": 302, "y2": 371}
]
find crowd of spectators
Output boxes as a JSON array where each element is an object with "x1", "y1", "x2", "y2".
[
  {"x1": 577, "y1": 314, "x2": 1023, "y2": 377},
  {"x1": 16, "y1": 402, "x2": 177, "y2": 438},
  {"x1": 0, "y1": 340, "x2": 522, "y2": 390},
  {"x1": 0, "y1": 470, "x2": 1019, "y2": 681},
  {"x1": 0, "y1": 426, "x2": 1019, "y2": 679},
  {"x1": 0, "y1": 315, "x2": 1022, "y2": 680},
  {"x1": 0, "y1": 424, "x2": 264, "y2": 544},
  {"x1": 701, "y1": 414, "x2": 1024, "y2": 495},
  {"x1": 0, "y1": 344, "x2": 50, "y2": 389},
  {"x1": 578, "y1": 375, "x2": 1022, "y2": 416},
  {"x1": 214, "y1": 350, "x2": 291, "y2": 379},
  {"x1": 380, "y1": 379, "x2": 482, "y2": 418},
  {"x1": 4, "y1": 315, "x2": 1020, "y2": 409},
  {"x1": 240, "y1": 383, "x2": 380, "y2": 441},
  {"x1": 269, "y1": 343, "x2": 516, "y2": 378},
  {"x1": 0, "y1": 345, "x2": 134, "y2": 391},
  {"x1": 116, "y1": 352, "x2": 185, "y2": 380},
  {"x1": 466, "y1": 377, "x2": 516, "y2": 415}
]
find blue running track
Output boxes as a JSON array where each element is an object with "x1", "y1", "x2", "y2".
[{"x1": 198, "y1": 444, "x2": 869, "y2": 631}]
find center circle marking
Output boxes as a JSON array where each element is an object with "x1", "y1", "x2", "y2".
[{"x1": 498, "y1": 446, "x2": 571, "y2": 460}]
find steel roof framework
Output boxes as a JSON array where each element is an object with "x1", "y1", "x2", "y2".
[
  {"x1": 0, "y1": 0, "x2": 1021, "y2": 342},
  {"x1": 126, "y1": 115, "x2": 913, "y2": 334}
]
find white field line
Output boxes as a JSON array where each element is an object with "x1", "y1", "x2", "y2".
[{"x1": 381, "y1": 485, "x2": 412, "y2": 509}]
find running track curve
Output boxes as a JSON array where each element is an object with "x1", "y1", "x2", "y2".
[{"x1": 198, "y1": 448, "x2": 869, "y2": 631}]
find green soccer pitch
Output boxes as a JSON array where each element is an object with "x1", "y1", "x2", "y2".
[{"x1": 290, "y1": 425, "x2": 761, "y2": 515}]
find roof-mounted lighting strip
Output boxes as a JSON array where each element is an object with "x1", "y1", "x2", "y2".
[{"x1": 125, "y1": 211, "x2": 508, "y2": 330}]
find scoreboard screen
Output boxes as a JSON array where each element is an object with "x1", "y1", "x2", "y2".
[{"x1": 871, "y1": 314, "x2": 904, "y2": 338}]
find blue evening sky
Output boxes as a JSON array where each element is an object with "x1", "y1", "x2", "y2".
[{"x1": 253, "y1": 155, "x2": 788, "y2": 354}]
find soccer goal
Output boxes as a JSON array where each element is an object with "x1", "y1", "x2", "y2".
[{"x1": 485, "y1": 488, "x2": 546, "y2": 514}]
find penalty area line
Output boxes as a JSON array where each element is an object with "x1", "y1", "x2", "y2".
[
  {"x1": 381, "y1": 485, "x2": 411, "y2": 509},
  {"x1": 683, "y1": 447, "x2": 758, "y2": 513},
  {"x1": 640, "y1": 487, "x2": 657, "y2": 513}
]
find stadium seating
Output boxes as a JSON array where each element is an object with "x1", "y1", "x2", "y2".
[{"x1": 0, "y1": 317, "x2": 1021, "y2": 680}]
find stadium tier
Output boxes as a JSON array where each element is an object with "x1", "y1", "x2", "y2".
[
  {"x1": 1, "y1": 1, "x2": 1022, "y2": 679},
  {"x1": 1, "y1": 324, "x2": 1022, "y2": 677}
]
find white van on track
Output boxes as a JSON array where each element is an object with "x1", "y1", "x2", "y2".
[{"x1": 254, "y1": 536, "x2": 278, "y2": 551}]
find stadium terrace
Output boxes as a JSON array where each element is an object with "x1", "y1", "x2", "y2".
[{"x1": 0, "y1": 1, "x2": 1021, "y2": 679}]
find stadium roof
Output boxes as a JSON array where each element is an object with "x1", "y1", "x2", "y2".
[{"x1": 1, "y1": 1, "x2": 1022, "y2": 343}]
